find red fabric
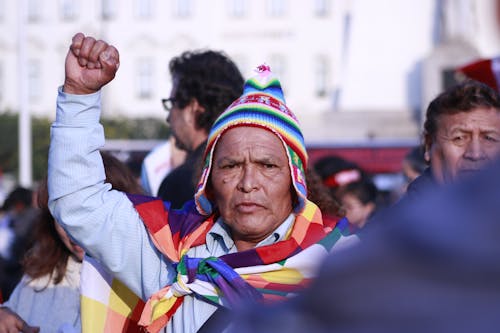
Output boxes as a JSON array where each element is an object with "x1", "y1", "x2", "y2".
[{"x1": 456, "y1": 58, "x2": 498, "y2": 91}]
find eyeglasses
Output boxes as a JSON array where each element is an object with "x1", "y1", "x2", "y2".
[{"x1": 161, "y1": 98, "x2": 176, "y2": 112}]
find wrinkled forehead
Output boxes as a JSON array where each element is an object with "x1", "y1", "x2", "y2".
[
  {"x1": 435, "y1": 107, "x2": 500, "y2": 132},
  {"x1": 213, "y1": 125, "x2": 289, "y2": 160}
]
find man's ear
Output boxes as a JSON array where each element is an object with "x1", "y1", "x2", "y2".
[
  {"x1": 188, "y1": 99, "x2": 206, "y2": 128},
  {"x1": 189, "y1": 99, "x2": 206, "y2": 115}
]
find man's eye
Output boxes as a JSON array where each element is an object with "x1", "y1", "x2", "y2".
[
  {"x1": 484, "y1": 135, "x2": 500, "y2": 142},
  {"x1": 263, "y1": 163, "x2": 277, "y2": 169},
  {"x1": 451, "y1": 135, "x2": 467, "y2": 145}
]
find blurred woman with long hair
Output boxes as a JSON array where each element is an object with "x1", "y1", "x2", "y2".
[{"x1": 0, "y1": 152, "x2": 143, "y2": 332}]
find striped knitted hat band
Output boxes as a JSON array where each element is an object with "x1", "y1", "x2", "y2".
[{"x1": 194, "y1": 64, "x2": 308, "y2": 215}]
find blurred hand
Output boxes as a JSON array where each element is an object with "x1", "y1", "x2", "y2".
[
  {"x1": 0, "y1": 306, "x2": 39, "y2": 333},
  {"x1": 63, "y1": 32, "x2": 120, "y2": 95}
]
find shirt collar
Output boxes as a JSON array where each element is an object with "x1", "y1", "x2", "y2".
[{"x1": 206, "y1": 213, "x2": 295, "y2": 253}]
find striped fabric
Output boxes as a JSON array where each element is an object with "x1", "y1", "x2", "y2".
[
  {"x1": 80, "y1": 256, "x2": 145, "y2": 332},
  {"x1": 194, "y1": 65, "x2": 308, "y2": 216},
  {"x1": 80, "y1": 194, "x2": 349, "y2": 333}
]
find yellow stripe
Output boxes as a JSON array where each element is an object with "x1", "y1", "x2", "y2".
[
  {"x1": 109, "y1": 278, "x2": 141, "y2": 317},
  {"x1": 242, "y1": 267, "x2": 304, "y2": 285},
  {"x1": 151, "y1": 296, "x2": 180, "y2": 321},
  {"x1": 81, "y1": 296, "x2": 107, "y2": 333}
]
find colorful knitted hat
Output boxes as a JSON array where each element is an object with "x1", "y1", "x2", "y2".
[{"x1": 194, "y1": 64, "x2": 308, "y2": 215}]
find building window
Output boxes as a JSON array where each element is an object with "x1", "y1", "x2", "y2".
[
  {"x1": 314, "y1": 0, "x2": 329, "y2": 17},
  {"x1": 101, "y1": 0, "x2": 116, "y2": 20},
  {"x1": 175, "y1": 0, "x2": 192, "y2": 18},
  {"x1": 229, "y1": 0, "x2": 245, "y2": 17},
  {"x1": 136, "y1": 58, "x2": 154, "y2": 99},
  {"x1": 28, "y1": 59, "x2": 41, "y2": 101},
  {"x1": 60, "y1": 0, "x2": 78, "y2": 21},
  {"x1": 135, "y1": 0, "x2": 153, "y2": 19},
  {"x1": 27, "y1": 0, "x2": 41, "y2": 22},
  {"x1": 267, "y1": 0, "x2": 286, "y2": 17},
  {"x1": 315, "y1": 56, "x2": 329, "y2": 97}
]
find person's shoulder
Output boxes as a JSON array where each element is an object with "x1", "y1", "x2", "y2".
[
  {"x1": 159, "y1": 161, "x2": 193, "y2": 189},
  {"x1": 404, "y1": 168, "x2": 436, "y2": 200},
  {"x1": 331, "y1": 233, "x2": 360, "y2": 253}
]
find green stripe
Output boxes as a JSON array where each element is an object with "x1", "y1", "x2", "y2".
[{"x1": 216, "y1": 104, "x2": 302, "y2": 134}]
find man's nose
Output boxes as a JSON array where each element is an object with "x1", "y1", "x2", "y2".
[
  {"x1": 463, "y1": 137, "x2": 486, "y2": 161},
  {"x1": 237, "y1": 165, "x2": 259, "y2": 193}
]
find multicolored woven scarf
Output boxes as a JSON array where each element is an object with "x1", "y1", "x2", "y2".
[{"x1": 80, "y1": 194, "x2": 350, "y2": 332}]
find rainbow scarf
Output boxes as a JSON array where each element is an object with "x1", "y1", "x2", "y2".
[{"x1": 81, "y1": 194, "x2": 350, "y2": 332}]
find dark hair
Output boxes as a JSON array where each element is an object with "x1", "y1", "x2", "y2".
[
  {"x1": 101, "y1": 151, "x2": 144, "y2": 195},
  {"x1": 404, "y1": 146, "x2": 428, "y2": 173},
  {"x1": 424, "y1": 80, "x2": 500, "y2": 140},
  {"x1": 1, "y1": 187, "x2": 33, "y2": 211},
  {"x1": 23, "y1": 152, "x2": 143, "y2": 286},
  {"x1": 336, "y1": 178, "x2": 378, "y2": 206},
  {"x1": 170, "y1": 50, "x2": 244, "y2": 133},
  {"x1": 313, "y1": 155, "x2": 361, "y2": 181},
  {"x1": 305, "y1": 167, "x2": 344, "y2": 217}
]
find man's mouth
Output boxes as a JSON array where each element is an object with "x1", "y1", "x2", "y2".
[{"x1": 236, "y1": 202, "x2": 263, "y2": 213}]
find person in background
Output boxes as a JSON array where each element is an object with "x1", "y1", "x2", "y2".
[
  {"x1": 140, "y1": 136, "x2": 187, "y2": 196},
  {"x1": 157, "y1": 49, "x2": 244, "y2": 209},
  {"x1": 313, "y1": 155, "x2": 363, "y2": 192},
  {"x1": 0, "y1": 152, "x2": 143, "y2": 333},
  {"x1": 405, "y1": 80, "x2": 500, "y2": 199},
  {"x1": 47, "y1": 33, "x2": 351, "y2": 332},
  {"x1": 401, "y1": 146, "x2": 427, "y2": 185},
  {"x1": 313, "y1": 155, "x2": 379, "y2": 231},
  {"x1": 334, "y1": 178, "x2": 378, "y2": 231},
  {"x1": 0, "y1": 187, "x2": 37, "y2": 301},
  {"x1": 391, "y1": 145, "x2": 428, "y2": 199}
]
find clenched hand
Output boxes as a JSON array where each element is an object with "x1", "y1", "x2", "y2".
[{"x1": 63, "y1": 32, "x2": 120, "y2": 95}]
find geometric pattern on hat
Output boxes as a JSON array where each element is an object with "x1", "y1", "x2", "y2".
[{"x1": 194, "y1": 64, "x2": 308, "y2": 216}]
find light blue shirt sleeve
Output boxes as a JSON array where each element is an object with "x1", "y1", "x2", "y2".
[{"x1": 48, "y1": 87, "x2": 173, "y2": 300}]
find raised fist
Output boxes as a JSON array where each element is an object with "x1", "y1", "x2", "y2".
[{"x1": 63, "y1": 32, "x2": 120, "y2": 95}]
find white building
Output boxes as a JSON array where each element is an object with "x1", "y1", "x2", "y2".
[{"x1": 1, "y1": 0, "x2": 500, "y2": 145}]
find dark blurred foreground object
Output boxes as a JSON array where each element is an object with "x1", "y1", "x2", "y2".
[{"x1": 217, "y1": 158, "x2": 500, "y2": 333}]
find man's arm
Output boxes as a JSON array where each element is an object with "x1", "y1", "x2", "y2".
[{"x1": 48, "y1": 33, "x2": 173, "y2": 298}]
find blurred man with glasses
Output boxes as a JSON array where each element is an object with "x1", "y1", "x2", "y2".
[{"x1": 145, "y1": 51, "x2": 244, "y2": 208}]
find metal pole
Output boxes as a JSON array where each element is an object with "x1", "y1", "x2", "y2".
[{"x1": 18, "y1": 0, "x2": 32, "y2": 187}]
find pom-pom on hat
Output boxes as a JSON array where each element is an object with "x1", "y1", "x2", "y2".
[{"x1": 194, "y1": 64, "x2": 308, "y2": 215}]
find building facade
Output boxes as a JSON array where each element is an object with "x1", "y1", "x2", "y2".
[{"x1": 1, "y1": 0, "x2": 499, "y2": 145}]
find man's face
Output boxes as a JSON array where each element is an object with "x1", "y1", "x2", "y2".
[
  {"x1": 427, "y1": 107, "x2": 500, "y2": 184},
  {"x1": 166, "y1": 78, "x2": 195, "y2": 152},
  {"x1": 210, "y1": 126, "x2": 293, "y2": 250}
]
